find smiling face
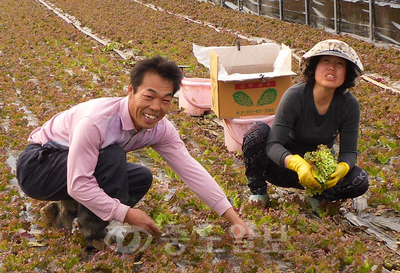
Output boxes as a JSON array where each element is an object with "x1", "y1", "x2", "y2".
[
  {"x1": 314, "y1": 55, "x2": 347, "y2": 92},
  {"x1": 128, "y1": 71, "x2": 174, "y2": 130}
]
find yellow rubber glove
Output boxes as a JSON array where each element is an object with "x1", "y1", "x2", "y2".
[
  {"x1": 287, "y1": 155, "x2": 321, "y2": 189},
  {"x1": 326, "y1": 162, "x2": 350, "y2": 188}
]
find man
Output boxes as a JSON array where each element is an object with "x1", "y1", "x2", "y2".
[{"x1": 16, "y1": 56, "x2": 253, "y2": 247}]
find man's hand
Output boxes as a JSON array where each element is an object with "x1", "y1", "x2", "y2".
[
  {"x1": 222, "y1": 207, "x2": 253, "y2": 243},
  {"x1": 124, "y1": 208, "x2": 163, "y2": 236},
  {"x1": 287, "y1": 155, "x2": 321, "y2": 189},
  {"x1": 326, "y1": 162, "x2": 350, "y2": 188}
]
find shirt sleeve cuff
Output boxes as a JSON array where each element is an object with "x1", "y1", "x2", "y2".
[
  {"x1": 212, "y1": 197, "x2": 233, "y2": 216},
  {"x1": 114, "y1": 203, "x2": 130, "y2": 223}
]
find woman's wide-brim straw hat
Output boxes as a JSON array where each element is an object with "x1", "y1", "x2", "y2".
[{"x1": 301, "y1": 39, "x2": 364, "y2": 76}]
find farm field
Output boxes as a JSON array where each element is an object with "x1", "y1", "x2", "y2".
[{"x1": 1, "y1": 0, "x2": 400, "y2": 272}]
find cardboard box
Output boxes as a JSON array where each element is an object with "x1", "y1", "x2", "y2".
[{"x1": 194, "y1": 43, "x2": 296, "y2": 118}]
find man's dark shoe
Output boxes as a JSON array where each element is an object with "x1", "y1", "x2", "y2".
[
  {"x1": 77, "y1": 207, "x2": 108, "y2": 249},
  {"x1": 40, "y1": 200, "x2": 78, "y2": 230}
]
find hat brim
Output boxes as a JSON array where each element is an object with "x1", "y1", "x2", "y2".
[{"x1": 304, "y1": 50, "x2": 363, "y2": 74}]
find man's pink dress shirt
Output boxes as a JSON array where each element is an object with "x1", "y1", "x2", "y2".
[{"x1": 28, "y1": 97, "x2": 232, "y2": 222}]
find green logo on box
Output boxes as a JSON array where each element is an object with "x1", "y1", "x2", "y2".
[{"x1": 233, "y1": 88, "x2": 277, "y2": 106}]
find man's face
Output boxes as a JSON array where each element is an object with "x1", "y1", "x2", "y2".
[{"x1": 128, "y1": 72, "x2": 174, "y2": 130}]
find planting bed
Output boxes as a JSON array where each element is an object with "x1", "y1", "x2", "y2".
[{"x1": 1, "y1": 0, "x2": 400, "y2": 272}]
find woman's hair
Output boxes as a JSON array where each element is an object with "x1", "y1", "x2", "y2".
[
  {"x1": 303, "y1": 56, "x2": 359, "y2": 95},
  {"x1": 130, "y1": 56, "x2": 183, "y2": 94}
]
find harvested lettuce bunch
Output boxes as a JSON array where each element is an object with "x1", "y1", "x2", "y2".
[{"x1": 303, "y1": 144, "x2": 338, "y2": 196}]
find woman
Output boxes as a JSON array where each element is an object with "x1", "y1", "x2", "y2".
[{"x1": 242, "y1": 39, "x2": 369, "y2": 209}]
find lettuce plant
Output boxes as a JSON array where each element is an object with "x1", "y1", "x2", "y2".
[{"x1": 304, "y1": 144, "x2": 337, "y2": 196}]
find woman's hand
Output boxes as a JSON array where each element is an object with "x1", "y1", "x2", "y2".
[
  {"x1": 287, "y1": 155, "x2": 321, "y2": 189},
  {"x1": 326, "y1": 162, "x2": 350, "y2": 188}
]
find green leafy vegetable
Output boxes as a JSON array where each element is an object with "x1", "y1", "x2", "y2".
[{"x1": 303, "y1": 144, "x2": 338, "y2": 196}]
